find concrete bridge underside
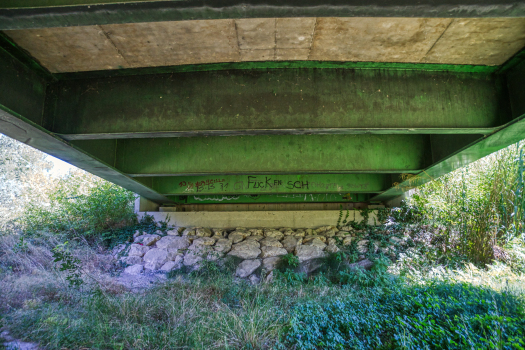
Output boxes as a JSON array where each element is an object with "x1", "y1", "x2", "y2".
[{"x1": 1, "y1": 0, "x2": 525, "y2": 212}]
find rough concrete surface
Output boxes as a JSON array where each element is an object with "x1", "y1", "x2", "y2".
[{"x1": 5, "y1": 17, "x2": 525, "y2": 72}]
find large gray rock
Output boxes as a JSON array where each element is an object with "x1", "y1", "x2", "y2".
[
  {"x1": 236, "y1": 259, "x2": 261, "y2": 278},
  {"x1": 195, "y1": 227, "x2": 212, "y2": 237},
  {"x1": 295, "y1": 245, "x2": 326, "y2": 262},
  {"x1": 281, "y1": 236, "x2": 299, "y2": 253},
  {"x1": 214, "y1": 238, "x2": 233, "y2": 253},
  {"x1": 128, "y1": 244, "x2": 150, "y2": 257},
  {"x1": 260, "y1": 246, "x2": 288, "y2": 258},
  {"x1": 143, "y1": 248, "x2": 169, "y2": 270},
  {"x1": 134, "y1": 234, "x2": 161, "y2": 246},
  {"x1": 228, "y1": 232, "x2": 245, "y2": 244},
  {"x1": 124, "y1": 264, "x2": 144, "y2": 275},
  {"x1": 262, "y1": 257, "x2": 281, "y2": 271},
  {"x1": 183, "y1": 243, "x2": 210, "y2": 266},
  {"x1": 304, "y1": 238, "x2": 327, "y2": 250},
  {"x1": 260, "y1": 237, "x2": 283, "y2": 248},
  {"x1": 159, "y1": 261, "x2": 180, "y2": 272},
  {"x1": 155, "y1": 236, "x2": 191, "y2": 250},
  {"x1": 228, "y1": 240, "x2": 261, "y2": 259},
  {"x1": 347, "y1": 258, "x2": 374, "y2": 271}
]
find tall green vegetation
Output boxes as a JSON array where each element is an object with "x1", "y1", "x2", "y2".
[
  {"x1": 21, "y1": 171, "x2": 137, "y2": 240},
  {"x1": 409, "y1": 141, "x2": 525, "y2": 266}
]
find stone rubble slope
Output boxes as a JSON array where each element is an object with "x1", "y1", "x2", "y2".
[{"x1": 120, "y1": 225, "x2": 404, "y2": 281}]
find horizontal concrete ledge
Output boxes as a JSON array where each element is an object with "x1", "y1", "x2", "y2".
[{"x1": 138, "y1": 210, "x2": 380, "y2": 228}]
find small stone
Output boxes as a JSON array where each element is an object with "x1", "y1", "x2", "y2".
[
  {"x1": 264, "y1": 230, "x2": 284, "y2": 240},
  {"x1": 265, "y1": 270, "x2": 274, "y2": 283},
  {"x1": 249, "y1": 274, "x2": 261, "y2": 285},
  {"x1": 193, "y1": 237, "x2": 216, "y2": 246},
  {"x1": 294, "y1": 231, "x2": 306, "y2": 238},
  {"x1": 133, "y1": 230, "x2": 141, "y2": 238},
  {"x1": 185, "y1": 235, "x2": 198, "y2": 243},
  {"x1": 229, "y1": 233, "x2": 245, "y2": 244},
  {"x1": 183, "y1": 244, "x2": 209, "y2": 266},
  {"x1": 315, "y1": 225, "x2": 332, "y2": 234},
  {"x1": 281, "y1": 236, "x2": 299, "y2": 253},
  {"x1": 128, "y1": 244, "x2": 150, "y2": 257},
  {"x1": 343, "y1": 237, "x2": 354, "y2": 246},
  {"x1": 166, "y1": 229, "x2": 180, "y2": 236},
  {"x1": 357, "y1": 240, "x2": 369, "y2": 253},
  {"x1": 259, "y1": 237, "x2": 283, "y2": 248},
  {"x1": 228, "y1": 240, "x2": 261, "y2": 259},
  {"x1": 339, "y1": 226, "x2": 353, "y2": 232},
  {"x1": 156, "y1": 236, "x2": 191, "y2": 250},
  {"x1": 295, "y1": 245, "x2": 326, "y2": 262},
  {"x1": 195, "y1": 227, "x2": 212, "y2": 237},
  {"x1": 212, "y1": 228, "x2": 224, "y2": 236},
  {"x1": 214, "y1": 238, "x2": 233, "y2": 253},
  {"x1": 303, "y1": 235, "x2": 327, "y2": 243},
  {"x1": 327, "y1": 238, "x2": 336, "y2": 245},
  {"x1": 236, "y1": 259, "x2": 261, "y2": 278},
  {"x1": 260, "y1": 246, "x2": 288, "y2": 258},
  {"x1": 305, "y1": 228, "x2": 313, "y2": 235},
  {"x1": 246, "y1": 235, "x2": 264, "y2": 241},
  {"x1": 155, "y1": 230, "x2": 163, "y2": 235},
  {"x1": 143, "y1": 248, "x2": 169, "y2": 270},
  {"x1": 248, "y1": 228, "x2": 264, "y2": 236},
  {"x1": 325, "y1": 244, "x2": 340, "y2": 254},
  {"x1": 124, "y1": 264, "x2": 144, "y2": 275},
  {"x1": 160, "y1": 260, "x2": 179, "y2": 272},
  {"x1": 182, "y1": 228, "x2": 196, "y2": 236},
  {"x1": 262, "y1": 257, "x2": 281, "y2": 271},
  {"x1": 323, "y1": 229, "x2": 337, "y2": 238}
]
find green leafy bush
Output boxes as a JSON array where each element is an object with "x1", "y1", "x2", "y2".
[
  {"x1": 21, "y1": 171, "x2": 136, "y2": 240},
  {"x1": 284, "y1": 282, "x2": 525, "y2": 349}
]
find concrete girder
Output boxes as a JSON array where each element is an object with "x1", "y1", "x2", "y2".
[
  {"x1": 71, "y1": 134, "x2": 434, "y2": 176},
  {"x1": 1, "y1": 0, "x2": 524, "y2": 30},
  {"x1": 135, "y1": 174, "x2": 393, "y2": 196},
  {"x1": 47, "y1": 68, "x2": 511, "y2": 139}
]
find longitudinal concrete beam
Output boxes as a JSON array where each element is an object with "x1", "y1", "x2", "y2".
[
  {"x1": 48, "y1": 68, "x2": 510, "y2": 139},
  {"x1": 135, "y1": 174, "x2": 392, "y2": 195},
  {"x1": 1, "y1": 0, "x2": 524, "y2": 30},
  {"x1": 70, "y1": 134, "x2": 433, "y2": 176}
]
